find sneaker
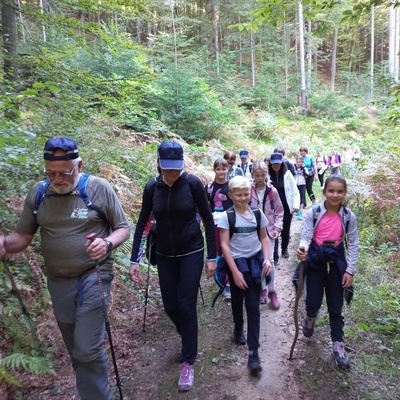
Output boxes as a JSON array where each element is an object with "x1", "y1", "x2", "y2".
[
  {"x1": 247, "y1": 351, "x2": 262, "y2": 375},
  {"x1": 302, "y1": 316, "x2": 316, "y2": 338},
  {"x1": 282, "y1": 249, "x2": 289, "y2": 259},
  {"x1": 332, "y1": 341, "x2": 350, "y2": 368},
  {"x1": 223, "y1": 284, "x2": 231, "y2": 300},
  {"x1": 267, "y1": 291, "x2": 280, "y2": 310},
  {"x1": 260, "y1": 289, "x2": 268, "y2": 304},
  {"x1": 274, "y1": 258, "x2": 279, "y2": 267},
  {"x1": 297, "y1": 211, "x2": 303, "y2": 221},
  {"x1": 178, "y1": 362, "x2": 194, "y2": 392},
  {"x1": 233, "y1": 327, "x2": 246, "y2": 345}
]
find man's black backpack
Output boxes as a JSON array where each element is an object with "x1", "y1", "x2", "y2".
[{"x1": 212, "y1": 207, "x2": 263, "y2": 307}]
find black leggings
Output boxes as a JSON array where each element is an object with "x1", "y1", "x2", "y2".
[
  {"x1": 157, "y1": 250, "x2": 204, "y2": 364},
  {"x1": 305, "y1": 175, "x2": 315, "y2": 202}
]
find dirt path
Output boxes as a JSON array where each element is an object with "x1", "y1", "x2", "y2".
[
  {"x1": 211, "y1": 216, "x2": 306, "y2": 400},
  {"x1": 120, "y1": 217, "x2": 308, "y2": 400},
  {"x1": 13, "y1": 218, "x2": 308, "y2": 400}
]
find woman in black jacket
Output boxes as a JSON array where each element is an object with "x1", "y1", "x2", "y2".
[{"x1": 129, "y1": 141, "x2": 216, "y2": 392}]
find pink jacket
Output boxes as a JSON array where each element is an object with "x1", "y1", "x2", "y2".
[{"x1": 249, "y1": 184, "x2": 284, "y2": 238}]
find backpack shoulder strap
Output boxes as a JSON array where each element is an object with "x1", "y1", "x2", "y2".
[
  {"x1": 251, "y1": 207, "x2": 261, "y2": 239},
  {"x1": 226, "y1": 207, "x2": 236, "y2": 239},
  {"x1": 33, "y1": 179, "x2": 51, "y2": 215},
  {"x1": 206, "y1": 182, "x2": 215, "y2": 202},
  {"x1": 76, "y1": 173, "x2": 106, "y2": 220},
  {"x1": 312, "y1": 204, "x2": 321, "y2": 227},
  {"x1": 262, "y1": 186, "x2": 274, "y2": 211}
]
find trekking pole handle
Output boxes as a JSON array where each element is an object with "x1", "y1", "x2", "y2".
[{"x1": 86, "y1": 233, "x2": 97, "y2": 242}]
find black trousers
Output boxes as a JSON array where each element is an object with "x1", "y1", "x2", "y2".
[
  {"x1": 305, "y1": 262, "x2": 345, "y2": 342},
  {"x1": 227, "y1": 268, "x2": 261, "y2": 352},
  {"x1": 305, "y1": 175, "x2": 315, "y2": 202},
  {"x1": 157, "y1": 250, "x2": 204, "y2": 364}
]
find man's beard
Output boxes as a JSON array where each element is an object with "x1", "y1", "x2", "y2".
[{"x1": 50, "y1": 175, "x2": 80, "y2": 195}]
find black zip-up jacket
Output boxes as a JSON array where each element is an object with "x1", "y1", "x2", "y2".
[{"x1": 130, "y1": 172, "x2": 216, "y2": 261}]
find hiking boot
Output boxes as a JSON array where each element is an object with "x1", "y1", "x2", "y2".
[
  {"x1": 247, "y1": 351, "x2": 262, "y2": 375},
  {"x1": 233, "y1": 327, "x2": 246, "y2": 345},
  {"x1": 282, "y1": 249, "x2": 289, "y2": 259},
  {"x1": 178, "y1": 362, "x2": 194, "y2": 392},
  {"x1": 223, "y1": 284, "x2": 231, "y2": 300},
  {"x1": 302, "y1": 316, "x2": 316, "y2": 338},
  {"x1": 260, "y1": 289, "x2": 268, "y2": 304},
  {"x1": 332, "y1": 341, "x2": 350, "y2": 369},
  {"x1": 268, "y1": 291, "x2": 280, "y2": 310}
]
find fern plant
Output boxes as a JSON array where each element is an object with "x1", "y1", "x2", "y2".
[{"x1": 0, "y1": 353, "x2": 55, "y2": 376}]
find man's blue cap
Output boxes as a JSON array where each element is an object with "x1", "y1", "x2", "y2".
[
  {"x1": 43, "y1": 137, "x2": 79, "y2": 161},
  {"x1": 158, "y1": 141, "x2": 184, "y2": 170},
  {"x1": 239, "y1": 149, "x2": 249, "y2": 158}
]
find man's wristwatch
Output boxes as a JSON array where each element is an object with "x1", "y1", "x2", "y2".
[{"x1": 103, "y1": 239, "x2": 113, "y2": 251}]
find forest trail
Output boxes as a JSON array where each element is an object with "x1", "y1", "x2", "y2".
[
  {"x1": 121, "y1": 216, "x2": 310, "y2": 400},
  {"x1": 15, "y1": 215, "x2": 319, "y2": 400}
]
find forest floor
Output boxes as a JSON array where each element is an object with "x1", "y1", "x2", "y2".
[{"x1": 3, "y1": 213, "x2": 374, "y2": 400}]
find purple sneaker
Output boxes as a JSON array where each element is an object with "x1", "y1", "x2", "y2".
[
  {"x1": 178, "y1": 362, "x2": 194, "y2": 392},
  {"x1": 260, "y1": 289, "x2": 268, "y2": 304},
  {"x1": 268, "y1": 291, "x2": 280, "y2": 310}
]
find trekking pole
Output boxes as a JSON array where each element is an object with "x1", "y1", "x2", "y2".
[
  {"x1": 199, "y1": 284, "x2": 205, "y2": 307},
  {"x1": 143, "y1": 232, "x2": 153, "y2": 333},
  {"x1": 86, "y1": 234, "x2": 123, "y2": 400},
  {"x1": 1, "y1": 254, "x2": 40, "y2": 345},
  {"x1": 289, "y1": 248, "x2": 306, "y2": 360}
]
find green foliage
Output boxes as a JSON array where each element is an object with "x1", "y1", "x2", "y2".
[
  {"x1": 0, "y1": 365, "x2": 21, "y2": 387},
  {"x1": 0, "y1": 353, "x2": 54, "y2": 375},
  {"x1": 149, "y1": 68, "x2": 233, "y2": 142},
  {"x1": 308, "y1": 91, "x2": 360, "y2": 120}
]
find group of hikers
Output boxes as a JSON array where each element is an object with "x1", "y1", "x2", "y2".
[{"x1": 0, "y1": 137, "x2": 359, "y2": 398}]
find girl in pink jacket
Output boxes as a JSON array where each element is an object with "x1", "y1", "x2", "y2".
[{"x1": 250, "y1": 162, "x2": 284, "y2": 309}]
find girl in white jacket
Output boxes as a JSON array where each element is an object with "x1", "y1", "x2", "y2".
[{"x1": 268, "y1": 153, "x2": 300, "y2": 261}]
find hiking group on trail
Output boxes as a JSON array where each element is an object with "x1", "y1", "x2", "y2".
[{"x1": 0, "y1": 137, "x2": 359, "y2": 398}]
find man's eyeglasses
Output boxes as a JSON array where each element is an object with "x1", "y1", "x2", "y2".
[{"x1": 44, "y1": 167, "x2": 75, "y2": 178}]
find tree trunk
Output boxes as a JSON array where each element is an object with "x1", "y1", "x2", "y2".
[
  {"x1": 370, "y1": 6, "x2": 375, "y2": 104},
  {"x1": 213, "y1": 3, "x2": 220, "y2": 77},
  {"x1": 330, "y1": 25, "x2": 338, "y2": 91},
  {"x1": 1, "y1": 0, "x2": 18, "y2": 82},
  {"x1": 250, "y1": 30, "x2": 256, "y2": 87},
  {"x1": 297, "y1": 0, "x2": 307, "y2": 109}
]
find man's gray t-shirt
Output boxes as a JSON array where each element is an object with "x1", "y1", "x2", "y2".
[
  {"x1": 16, "y1": 175, "x2": 129, "y2": 279},
  {"x1": 217, "y1": 207, "x2": 268, "y2": 259}
]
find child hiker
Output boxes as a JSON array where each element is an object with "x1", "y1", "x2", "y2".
[
  {"x1": 205, "y1": 158, "x2": 234, "y2": 300},
  {"x1": 250, "y1": 161, "x2": 284, "y2": 308},
  {"x1": 217, "y1": 175, "x2": 272, "y2": 374},
  {"x1": 296, "y1": 175, "x2": 359, "y2": 368},
  {"x1": 294, "y1": 156, "x2": 308, "y2": 221}
]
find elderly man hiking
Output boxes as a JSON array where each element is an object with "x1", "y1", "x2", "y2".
[{"x1": 0, "y1": 137, "x2": 130, "y2": 399}]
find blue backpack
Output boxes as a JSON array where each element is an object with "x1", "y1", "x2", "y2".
[
  {"x1": 33, "y1": 172, "x2": 105, "y2": 219},
  {"x1": 212, "y1": 207, "x2": 269, "y2": 307}
]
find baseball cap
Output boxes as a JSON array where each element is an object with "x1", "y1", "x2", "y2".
[
  {"x1": 158, "y1": 141, "x2": 184, "y2": 170},
  {"x1": 239, "y1": 149, "x2": 249, "y2": 158},
  {"x1": 43, "y1": 137, "x2": 79, "y2": 161},
  {"x1": 270, "y1": 153, "x2": 283, "y2": 164}
]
